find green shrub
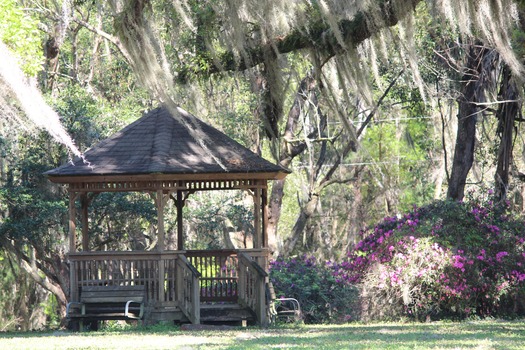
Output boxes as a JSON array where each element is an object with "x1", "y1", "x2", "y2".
[{"x1": 270, "y1": 256, "x2": 359, "y2": 324}]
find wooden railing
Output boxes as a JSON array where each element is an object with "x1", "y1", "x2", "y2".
[
  {"x1": 68, "y1": 249, "x2": 270, "y2": 325},
  {"x1": 68, "y1": 251, "x2": 180, "y2": 304},
  {"x1": 184, "y1": 249, "x2": 269, "y2": 303},
  {"x1": 186, "y1": 250, "x2": 238, "y2": 302},
  {"x1": 238, "y1": 251, "x2": 268, "y2": 326},
  {"x1": 239, "y1": 248, "x2": 269, "y2": 271},
  {"x1": 176, "y1": 255, "x2": 201, "y2": 324}
]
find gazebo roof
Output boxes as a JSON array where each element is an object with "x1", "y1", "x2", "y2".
[{"x1": 45, "y1": 106, "x2": 289, "y2": 181}]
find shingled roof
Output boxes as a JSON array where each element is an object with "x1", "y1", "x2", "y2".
[{"x1": 45, "y1": 106, "x2": 289, "y2": 179}]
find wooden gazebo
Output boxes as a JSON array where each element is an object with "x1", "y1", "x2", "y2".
[{"x1": 45, "y1": 105, "x2": 289, "y2": 325}]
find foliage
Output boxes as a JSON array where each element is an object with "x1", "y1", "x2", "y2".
[
  {"x1": 0, "y1": 250, "x2": 54, "y2": 331},
  {"x1": 89, "y1": 192, "x2": 156, "y2": 251},
  {"x1": 333, "y1": 192, "x2": 525, "y2": 321},
  {"x1": 0, "y1": 82, "x2": 152, "y2": 330},
  {"x1": 0, "y1": 0, "x2": 43, "y2": 75},
  {"x1": 270, "y1": 255, "x2": 359, "y2": 324},
  {"x1": 0, "y1": 129, "x2": 68, "y2": 249},
  {"x1": 183, "y1": 191, "x2": 254, "y2": 250}
]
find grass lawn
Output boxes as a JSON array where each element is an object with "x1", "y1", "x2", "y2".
[{"x1": 0, "y1": 320, "x2": 524, "y2": 349}]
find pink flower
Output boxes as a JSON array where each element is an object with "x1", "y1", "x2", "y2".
[
  {"x1": 496, "y1": 251, "x2": 509, "y2": 262},
  {"x1": 453, "y1": 261, "x2": 464, "y2": 269}
]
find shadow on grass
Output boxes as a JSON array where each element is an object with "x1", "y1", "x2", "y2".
[
  {"x1": 0, "y1": 320, "x2": 524, "y2": 349},
  {"x1": 225, "y1": 321, "x2": 525, "y2": 349}
]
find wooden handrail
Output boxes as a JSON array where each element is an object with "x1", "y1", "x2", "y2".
[
  {"x1": 68, "y1": 250, "x2": 183, "y2": 260},
  {"x1": 176, "y1": 255, "x2": 200, "y2": 324},
  {"x1": 185, "y1": 249, "x2": 237, "y2": 257},
  {"x1": 237, "y1": 251, "x2": 268, "y2": 326},
  {"x1": 239, "y1": 252, "x2": 268, "y2": 277},
  {"x1": 178, "y1": 254, "x2": 201, "y2": 278}
]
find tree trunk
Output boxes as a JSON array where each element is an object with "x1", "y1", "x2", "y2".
[
  {"x1": 0, "y1": 237, "x2": 70, "y2": 326},
  {"x1": 267, "y1": 178, "x2": 285, "y2": 253},
  {"x1": 447, "y1": 45, "x2": 490, "y2": 201},
  {"x1": 282, "y1": 193, "x2": 320, "y2": 255},
  {"x1": 266, "y1": 76, "x2": 317, "y2": 254},
  {"x1": 494, "y1": 65, "x2": 519, "y2": 202}
]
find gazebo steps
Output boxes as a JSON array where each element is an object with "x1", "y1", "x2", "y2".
[
  {"x1": 147, "y1": 308, "x2": 187, "y2": 323},
  {"x1": 199, "y1": 303, "x2": 255, "y2": 324}
]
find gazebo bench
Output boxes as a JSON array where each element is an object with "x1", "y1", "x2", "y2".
[{"x1": 66, "y1": 285, "x2": 145, "y2": 328}]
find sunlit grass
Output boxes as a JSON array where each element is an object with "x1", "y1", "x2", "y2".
[{"x1": 0, "y1": 320, "x2": 524, "y2": 349}]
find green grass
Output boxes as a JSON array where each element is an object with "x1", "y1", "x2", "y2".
[{"x1": 1, "y1": 320, "x2": 524, "y2": 349}]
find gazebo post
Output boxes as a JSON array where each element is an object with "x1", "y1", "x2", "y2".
[
  {"x1": 262, "y1": 185, "x2": 269, "y2": 269},
  {"x1": 262, "y1": 185, "x2": 268, "y2": 248},
  {"x1": 68, "y1": 191, "x2": 77, "y2": 253},
  {"x1": 156, "y1": 189, "x2": 165, "y2": 251},
  {"x1": 253, "y1": 182, "x2": 262, "y2": 249},
  {"x1": 156, "y1": 190, "x2": 165, "y2": 302},
  {"x1": 68, "y1": 190, "x2": 79, "y2": 302},
  {"x1": 176, "y1": 189, "x2": 184, "y2": 250},
  {"x1": 80, "y1": 194, "x2": 89, "y2": 251}
]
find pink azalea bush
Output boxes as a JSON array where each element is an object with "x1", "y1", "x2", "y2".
[{"x1": 333, "y1": 193, "x2": 525, "y2": 321}]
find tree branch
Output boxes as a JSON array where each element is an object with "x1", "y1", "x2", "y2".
[
  {"x1": 319, "y1": 70, "x2": 404, "y2": 188},
  {"x1": 71, "y1": 16, "x2": 133, "y2": 64},
  {"x1": 176, "y1": 0, "x2": 421, "y2": 81},
  {"x1": 0, "y1": 237, "x2": 68, "y2": 304},
  {"x1": 356, "y1": 69, "x2": 405, "y2": 137}
]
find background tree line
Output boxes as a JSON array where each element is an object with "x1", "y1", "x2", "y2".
[{"x1": 0, "y1": 0, "x2": 525, "y2": 329}]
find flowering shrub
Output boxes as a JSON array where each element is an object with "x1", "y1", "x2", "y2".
[
  {"x1": 270, "y1": 255, "x2": 359, "y2": 324},
  {"x1": 333, "y1": 194, "x2": 525, "y2": 321}
]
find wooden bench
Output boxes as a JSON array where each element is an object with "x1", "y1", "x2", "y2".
[{"x1": 66, "y1": 285, "x2": 146, "y2": 328}]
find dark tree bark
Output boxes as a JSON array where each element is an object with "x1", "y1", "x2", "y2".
[
  {"x1": 494, "y1": 65, "x2": 520, "y2": 202},
  {"x1": 73, "y1": 0, "x2": 423, "y2": 84},
  {"x1": 252, "y1": 65, "x2": 282, "y2": 140},
  {"x1": 447, "y1": 45, "x2": 492, "y2": 201}
]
